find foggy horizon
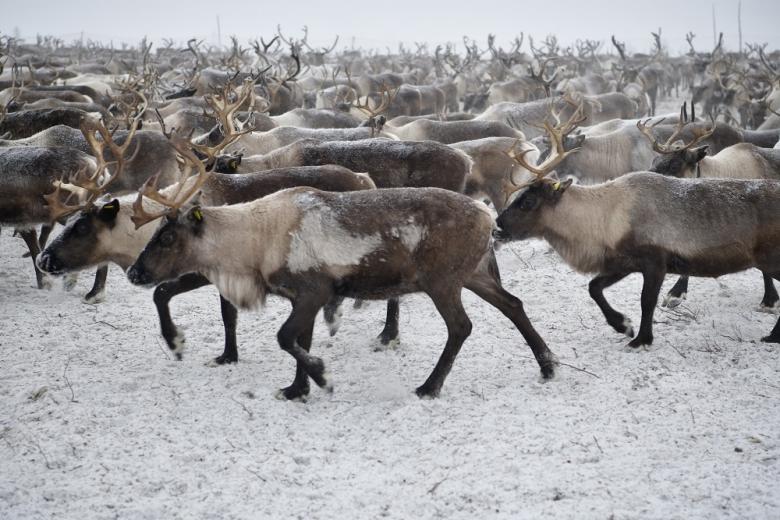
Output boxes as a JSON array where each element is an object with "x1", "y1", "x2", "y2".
[{"x1": 2, "y1": 0, "x2": 779, "y2": 56}]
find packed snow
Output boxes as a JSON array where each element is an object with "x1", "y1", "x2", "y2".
[{"x1": 1, "y1": 223, "x2": 778, "y2": 519}]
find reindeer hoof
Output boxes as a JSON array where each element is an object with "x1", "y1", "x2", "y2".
[
  {"x1": 761, "y1": 335, "x2": 780, "y2": 344},
  {"x1": 275, "y1": 386, "x2": 309, "y2": 402},
  {"x1": 208, "y1": 353, "x2": 238, "y2": 366},
  {"x1": 82, "y1": 289, "x2": 105, "y2": 304},
  {"x1": 540, "y1": 363, "x2": 557, "y2": 380},
  {"x1": 758, "y1": 302, "x2": 780, "y2": 314},
  {"x1": 372, "y1": 335, "x2": 400, "y2": 352},
  {"x1": 627, "y1": 335, "x2": 652, "y2": 349},
  {"x1": 415, "y1": 384, "x2": 440, "y2": 399},
  {"x1": 662, "y1": 292, "x2": 685, "y2": 308}
]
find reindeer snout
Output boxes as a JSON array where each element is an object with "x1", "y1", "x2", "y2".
[
  {"x1": 36, "y1": 252, "x2": 63, "y2": 275},
  {"x1": 126, "y1": 265, "x2": 153, "y2": 287}
]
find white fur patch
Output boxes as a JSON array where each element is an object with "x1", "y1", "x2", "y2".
[
  {"x1": 622, "y1": 318, "x2": 635, "y2": 338},
  {"x1": 371, "y1": 336, "x2": 401, "y2": 352},
  {"x1": 205, "y1": 270, "x2": 265, "y2": 310},
  {"x1": 172, "y1": 332, "x2": 186, "y2": 355},
  {"x1": 662, "y1": 292, "x2": 686, "y2": 308},
  {"x1": 287, "y1": 203, "x2": 381, "y2": 273},
  {"x1": 327, "y1": 307, "x2": 343, "y2": 336},
  {"x1": 82, "y1": 289, "x2": 105, "y2": 304},
  {"x1": 392, "y1": 223, "x2": 426, "y2": 252}
]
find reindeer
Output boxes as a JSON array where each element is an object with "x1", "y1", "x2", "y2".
[
  {"x1": 384, "y1": 119, "x2": 522, "y2": 144},
  {"x1": 475, "y1": 93, "x2": 636, "y2": 139},
  {"x1": 38, "y1": 158, "x2": 376, "y2": 365},
  {"x1": 494, "y1": 107, "x2": 780, "y2": 347},
  {"x1": 638, "y1": 115, "x2": 780, "y2": 310},
  {"x1": 126, "y1": 165, "x2": 558, "y2": 400},
  {"x1": 220, "y1": 125, "x2": 397, "y2": 156},
  {"x1": 450, "y1": 136, "x2": 540, "y2": 211},
  {"x1": 0, "y1": 107, "x2": 95, "y2": 139}
]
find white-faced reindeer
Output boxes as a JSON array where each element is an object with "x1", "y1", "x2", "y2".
[
  {"x1": 494, "y1": 107, "x2": 780, "y2": 347},
  {"x1": 126, "y1": 158, "x2": 558, "y2": 400},
  {"x1": 638, "y1": 115, "x2": 780, "y2": 310}
]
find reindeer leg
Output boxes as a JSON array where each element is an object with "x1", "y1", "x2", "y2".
[
  {"x1": 277, "y1": 321, "x2": 315, "y2": 401},
  {"x1": 663, "y1": 276, "x2": 689, "y2": 308},
  {"x1": 466, "y1": 256, "x2": 557, "y2": 379},
  {"x1": 588, "y1": 272, "x2": 633, "y2": 337},
  {"x1": 628, "y1": 265, "x2": 666, "y2": 348},
  {"x1": 17, "y1": 228, "x2": 48, "y2": 289},
  {"x1": 762, "y1": 274, "x2": 780, "y2": 343},
  {"x1": 416, "y1": 287, "x2": 471, "y2": 398},
  {"x1": 152, "y1": 273, "x2": 211, "y2": 360},
  {"x1": 83, "y1": 265, "x2": 108, "y2": 303},
  {"x1": 38, "y1": 224, "x2": 53, "y2": 249},
  {"x1": 322, "y1": 296, "x2": 344, "y2": 336},
  {"x1": 276, "y1": 293, "x2": 332, "y2": 399},
  {"x1": 375, "y1": 298, "x2": 400, "y2": 351},
  {"x1": 214, "y1": 296, "x2": 239, "y2": 365},
  {"x1": 760, "y1": 272, "x2": 779, "y2": 310}
]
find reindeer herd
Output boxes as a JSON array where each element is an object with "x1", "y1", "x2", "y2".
[{"x1": 1, "y1": 28, "x2": 779, "y2": 399}]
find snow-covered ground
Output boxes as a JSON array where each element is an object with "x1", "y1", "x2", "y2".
[
  {"x1": 2, "y1": 93, "x2": 780, "y2": 519},
  {"x1": 1, "y1": 224, "x2": 779, "y2": 519}
]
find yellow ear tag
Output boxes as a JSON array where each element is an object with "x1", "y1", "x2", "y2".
[
  {"x1": 103, "y1": 204, "x2": 115, "y2": 210},
  {"x1": 192, "y1": 208, "x2": 203, "y2": 221},
  {"x1": 229, "y1": 159, "x2": 238, "y2": 170},
  {"x1": 553, "y1": 181, "x2": 561, "y2": 191}
]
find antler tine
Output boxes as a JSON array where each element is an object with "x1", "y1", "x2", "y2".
[
  {"x1": 194, "y1": 78, "x2": 255, "y2": 162},
  {"x1": 353, "y1": 83, "x2": 398, "y2": 119},
  {"x1": 505, "y1": 101, "x2": 584, "y2": 184},
  {"x1": 77, "y1": 90, "x2": 146, "y2": 199},
  {"x1": 636, "y1": 116, "x2": 670, "y2": 153},
  {"x1": 130, "y1": 136, "x2": 212, "y2": 229},
  {"x1": 637, "y1": 102, "x2": 714, "y2": 154},
  {"x1": 43, "y1": 173, "x2": 90, "y2": 222},
  {"x1": 130, "y1": 173, "x2": 172, "y2": 229}
]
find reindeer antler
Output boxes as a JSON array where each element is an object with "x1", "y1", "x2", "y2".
[
  {"x1": 505, "y1": 100, "x2": 585, "y2": 187},
  {"x1": 352, "y1": 83, "x2": 398, "y2": 120},
  {"x1": 637, "y1": 102, "x2": 714, "y2": 154},
  {"x1": 193, "y1": 78, "x2": 257, "y2": 163},
  {"x1": 44, "y1": 92, "x2": 147, "y2": 222},
  {"x1": 131, "y1": 136, "x2": 211, "y2": 229}
]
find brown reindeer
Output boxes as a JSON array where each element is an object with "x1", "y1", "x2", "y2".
[
  {"x1": 495, "y1": 108, "x2": 780, "y2": 346},
  {"x1": 126, "y1": 150, "x2": 558, "y2": 399}
]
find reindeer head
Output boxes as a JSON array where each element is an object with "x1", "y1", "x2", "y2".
[
  {"x1": 639, "y1": 103, "x2": 714, "y2": 178},
  {"x1": 127, "y1": 203, "x2": 206, "y2": 287},
  {"x1": 494, "y1": 101, "x2": 585, "y2": 242}
]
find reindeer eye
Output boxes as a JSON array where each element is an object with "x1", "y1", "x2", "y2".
[
  {"x1": 159, "y1": 230, "x2": 175, "y2": 247},
  {"x1": 519, "y1": 195, "x2": 536, "y2": 210},
  {"x1": 75, "y1": 220, "x2": 90, "y2": 235}
]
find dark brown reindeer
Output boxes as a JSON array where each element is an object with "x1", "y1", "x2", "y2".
[
  {"x1": 638, "y1": 114, "x2": 780, "y2": 311},
  {"x1": 38, "y1": 162, "x2": 375, "y2": 365},
  {"x1": 126, "y1": 154, "x2": 558, "y2": 400},
  {"x1": 495, "y1": 108, "x2": 780, "y2": 347}
]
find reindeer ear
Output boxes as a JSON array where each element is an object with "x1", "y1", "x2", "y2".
[
  {"x1": 188, "y1": 205, "x2": 204, "y2": 224},
  {"x1": 689, "y1": 145, "x2": 709, "y2": 163},
  {"x1": 550, "y1": 178, "x2": 573, "y2": 194},
  {"x1": 97, "y1": 199, "x2": 120, "y2": 222}
]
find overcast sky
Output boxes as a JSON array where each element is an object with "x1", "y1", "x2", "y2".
[{"x1": 2, "y1": 0, "x2": 778, "y2": 55}]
